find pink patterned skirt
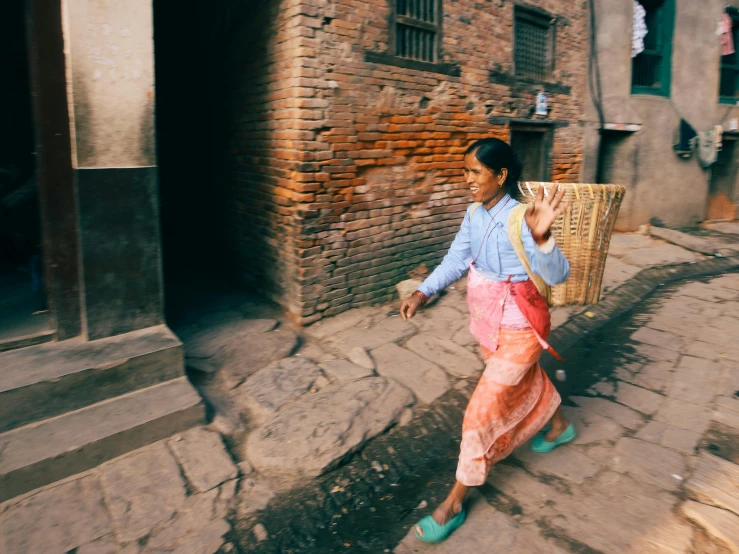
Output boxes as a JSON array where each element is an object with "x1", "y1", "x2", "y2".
[{"x1": 456, "y1": 328, "x2": 561, "y2": 486}]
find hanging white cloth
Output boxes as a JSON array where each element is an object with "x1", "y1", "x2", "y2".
[{"x1": 632, "y1": 1, "x2": 648, "y2": 58}]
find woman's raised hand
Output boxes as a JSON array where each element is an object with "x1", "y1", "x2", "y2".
[{"x1": 524, "y1": 185, "x2": 568, "y2": 245}]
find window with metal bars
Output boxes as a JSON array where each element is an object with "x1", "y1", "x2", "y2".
[
  {"x1": 631, "y1": 0, "x2": 674, "y2": 96},
  {"x1": 393, "y1": 0, "x2": 440, "y2": 63},
  {"x1": 514, "y1": 8, "x2": 554, "y2": 81},
  {"x1": 719, "y1": 8, "x2": 739, "y2": 103}
]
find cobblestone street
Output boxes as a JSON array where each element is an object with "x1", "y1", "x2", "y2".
[
  {"x1": 1, "y1": 229, "x2": 739, "y2": 554},
  {"x1": 394, "y1": 272, "x2": 739, "y2": 554}
]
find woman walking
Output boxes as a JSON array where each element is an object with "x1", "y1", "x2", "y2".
[{"x1": 400, "y1": 138, "x2": 576, "y2": 543}]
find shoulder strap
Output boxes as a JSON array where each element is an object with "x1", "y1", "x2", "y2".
[
  {"x1": 506, "y1": 204, "x2": 552, "y2": 304},
  {"x1": 469, "y1": 202, "x2": 483, "y2": 219}
]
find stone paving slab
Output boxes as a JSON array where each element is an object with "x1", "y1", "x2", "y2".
[
  {"x1": 705, "y1": 221, "x2": 739, "y2": 235},
  {"x1": 319, "y1": 359, "x2": 374, "y2": 383},
  {"x1": 636, "y1": 420, "x2": 702, "y2": 455},
  {"x1": 620, "y1": 243, "x2": 703, "y2": 267},
  {"x1": 348, "y1": 346, "x2": 375, "y2": 369},
  {"x1": 630, "y1": 327, "x2": 684, "y2": 352},
  {"x1": 626, "y1": 512, "x2": 694, "y2": 554},
  {"x1": 405, "y1": 333, "x2": 484, "y2": 378},
  {"x1": 606, "y1": 233, "x2": 658, "y2": 257},
  {"x1": 245, "y1": 377, "x2": 413, "y2": 476},
  {"x1": 169, "y1": 427, "x2": 238, "y2": 493},
  {"x1": 614, "y1": 381, "x2": 665, "y2": 415},
  {"x1": 654, "y1": 398, "x2": 714, "y2": 434},
  {"x1": 618, "y1": 360, "x2": 674, "y2": 393},
  {"x1": 714, "y1": 404, "x2": 739, "y2": 430},
  {"x1": 668, "y1": 356, "x2": 721, "y2": 406},
  {"x1": 184, "y1": 319, "x2": 278, "y2": 366},
  {"x1": 570, "y1": 395, "x2": 645, "y2": 430},
  {"x1": 222, "y1": 329, "x2": 300, "y2": 388},
  {"x1": 631, "y1": 342, "x2": 681, "y2": 364},
  {"x1": 240, "y1": 357, "x2": 324, "y2": 415},
  {"x1": 649, "y1": 226, "x2": 739, "y2": 256},
  {"x1": 322, "y1": 315, "x2": 419, "y2": 356},
  {"x1": 100, "y1": 442, "x2": 187, "y2": 542},
  {"x1": 600, "y1": 256, "x2": 641, "y2": 294},
  {"x1": 560, "y1": 405, "x2": 625, "y2": 447},
  {"x1": 0, "y1": 475, "x2": 112, "y2": 554},
  {"x1": 513, "y1": 442, "x2": 600, "y2": 484},
  {"x1": 371, "y1": 343, "x2": 450, "y2": 404},
  {"x1": 674, "y1": 281, "x2": 738, "y2": 303},
  {"x1": 685, "y1": 452, "x2": 739, "y2": 516},
  {"x1": 544, "y1": 471, "x2": 678, "y2": 554},
  {"x1": 142, "y1": 490, "x2": 229, "y2": 554},
  {"x1": 611, "y1": 437, "x2": 687, "y2": 491},
  {"x1": 682, "y1": 500, "x2": 739, "y2": 553},
  {"x1": 409, "y1": 306, "x2": 467, "y2": 340},
  {"x1": 78, "y1": 535, "x2": 138, "y2": 554}
]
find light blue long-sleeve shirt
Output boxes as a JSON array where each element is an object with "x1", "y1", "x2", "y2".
[{"x1": 418, "y1": 194, "x2": 570, "y2": 297}]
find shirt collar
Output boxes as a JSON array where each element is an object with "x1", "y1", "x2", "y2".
[{"x1": 485, "y1": 193, "x2": 514, "y2": 220}]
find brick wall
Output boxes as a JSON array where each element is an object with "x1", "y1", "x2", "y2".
[{"x1": 221, "y1": 0, "x2": 587, "y2": 323}]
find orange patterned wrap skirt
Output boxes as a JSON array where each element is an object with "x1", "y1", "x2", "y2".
[{"x1": 456, "y1": 327, "x2": 561, "y2": 486}]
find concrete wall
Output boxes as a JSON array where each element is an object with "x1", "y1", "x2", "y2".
[
  {"x1": 55, "y1": 0, "x2": 164, "y2": 340},
  {"x1": 583, "y1": 0, "x2": 739, "y2": 230}
]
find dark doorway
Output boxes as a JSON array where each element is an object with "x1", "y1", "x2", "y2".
[
  {"x1": 153, "y1": 0, "x2": 278, "y2": 330},
  {"x1": 153, "y1": 0, "x2": 233, "y2": 327},
  {"x1": 707, "y1": 136, "x2": 738, "y2": 221},
  {"x1": 0, "y1": 0, "x2": 49, "y2": 347},
  {"x1": 510, "y1": 127, "x2": 551, "y2": 182}
]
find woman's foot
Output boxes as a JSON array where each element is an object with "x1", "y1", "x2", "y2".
[
  {"x1": 415, "y1": 499, "x2": 466, "y2": 543},
  {"x1": 543, "y1": 419, "x2": 569, "y2": 442},
  {"x1": 530, "y1": 422, "x2": 577, "y2": 453},
  {"x1": 415, "y1": 499, "x2": 461, "y2": 538}
]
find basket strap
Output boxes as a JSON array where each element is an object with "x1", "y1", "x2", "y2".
[
  {"x1": 469, "y1": 202, "x2": 483, "y2": 219},
  {"x1": 506, "y1": 204, "x2": 551, "y2": 304}
]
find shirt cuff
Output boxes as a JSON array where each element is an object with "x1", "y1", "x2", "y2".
[{"x1": 536, "y1": 236, "x2": 556, "y2": 254}]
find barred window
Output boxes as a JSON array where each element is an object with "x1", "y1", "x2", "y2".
[
  {"x1": 719, "y1": 8, "x2": 739, "y2": 102},
  {"x1": 631, "y1": 0, "x2": 674, "y2": 96},
  {"x1": 393, "y1": 0, "x2": 440, "y2": 63},
  {"x1": 514, "y1": 7, "x2": 555, "y2": 81}
]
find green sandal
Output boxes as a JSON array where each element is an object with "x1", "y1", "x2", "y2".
[
  {"x1": 415, "y1": 509, "x2": 467, "y2": 543},
  {"x1": 530, "y1": 423, "x2": 577, "y2": 453}
]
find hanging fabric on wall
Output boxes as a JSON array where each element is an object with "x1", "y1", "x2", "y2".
[
  {"x1": 721, "y1": 13, "x2": 735, "y2": 56},
  {"x1": 715, "y1": 124, "x2": 724, "y2": 152},
  {"x1": 632, "y1": 1, "x2": 648, "y2": 58},
  {"x1": 673, "y1": 119, "x2": 697, "y2": 159},
  {"x1": 695, "y1": 128, "x2": 720, "y2": 168}
]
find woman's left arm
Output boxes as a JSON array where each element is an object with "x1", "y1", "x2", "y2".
[{"x1": 522, "y1": 186, "x2": 570, "y2": 285}]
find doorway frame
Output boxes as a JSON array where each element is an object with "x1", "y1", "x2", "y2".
[{"x1": 509, "y1": 123, "x2": 554, "y2": 182}]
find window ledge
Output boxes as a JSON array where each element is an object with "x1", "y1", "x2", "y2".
[
  {"x1": 719, "y1": 97, "x2": 739, "y2": 105},
  {"x1": 488, "y1": 70, "x2": 571, "y2": 95},
  {"x1": 630, "y1": 86, "x2": 669, "y2": 97},
  {"x1": 364, "y1": 51, "x2": 461, "y2": 76}
]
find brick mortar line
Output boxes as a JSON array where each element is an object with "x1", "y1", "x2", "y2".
[{"x1": 232, "y1": 257, "x2": 739, "y2": 553}]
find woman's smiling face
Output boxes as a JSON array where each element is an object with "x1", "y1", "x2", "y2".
[{"x1": 463, "y1": 152, "x2": 507, "y2": 208}]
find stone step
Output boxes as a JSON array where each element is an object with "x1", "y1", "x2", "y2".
[
  {"x1": 0, "y1": 325, "x2": 183, "y2": 433},
  {"x1": 0, "y1": 376, "x2": 204, "y2": 503}
]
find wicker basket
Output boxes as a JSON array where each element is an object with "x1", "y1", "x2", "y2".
[{"x1": 513, "y1": 181, "x2": 626, "y2": 306}]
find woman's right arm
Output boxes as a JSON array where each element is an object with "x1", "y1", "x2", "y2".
[{"x1": 401, "y1": 210, "x2": 472, "y2": 320}]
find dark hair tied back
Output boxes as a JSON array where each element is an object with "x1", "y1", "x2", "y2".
[{"x1": 464, "y1": 138, "x2": 523, "y2": 194}]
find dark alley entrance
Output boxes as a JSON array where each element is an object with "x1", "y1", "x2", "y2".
[
  {"x1": 153, "y1": 0, "x2": 236, "y2": 328},
  {"x1": 153, "y1": 0, "x2": 283, "y2": 329},
  {"x1": 0, "y1": 0, "x2": 49, "y2": 349}
]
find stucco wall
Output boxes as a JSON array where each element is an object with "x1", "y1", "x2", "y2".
[{"x1": 583, "y1": 0, "x2": 739, "y2": 229}]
